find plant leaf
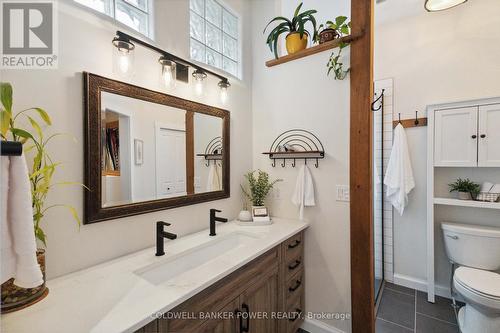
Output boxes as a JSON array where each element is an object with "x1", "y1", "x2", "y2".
[
  {"x1": 336, "y1": 16, "x2": 348, "y2": 26},
  {"x1": 0, "y1": 109, "x2": 11, "y2": 137},
  {"x1": 293, "y1": 2, "x2": 303, "y2": 18},
  {"x1": 33, "y1": 108, "x2": 51, "y2": 125},
  {"x1": 35, "y1": 227, "x2": 47, "y2": 247},
  {"x1": 28, "y1": 116, "x2": 43, "y2": 139},
  {"x1": 0, "y1": 82, "x2": 13, "y2": 113},
  {"x1": 11, "y1": 128, "x2": 34, "y2": 141}
]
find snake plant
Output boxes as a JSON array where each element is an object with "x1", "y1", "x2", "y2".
[{"x1": 264, "y1": 2, "x2": 318, "y2": 59}]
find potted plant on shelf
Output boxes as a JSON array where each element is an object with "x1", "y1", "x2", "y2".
[
  {"x1": 448, "y1": 178, "x2": 481, "y2": 200},
  {"x1": 241, "y1": 170, "x2": 282, "y2": 221},
  {"x1": 264, "y1": 2, "x2": 318, "y2": 59},
  {"x1": 315, "y1": 16, "x2": 350, "y2": 44},
  {"x1": 0, "y1": 82, "x2": 84, "y2": 312}
]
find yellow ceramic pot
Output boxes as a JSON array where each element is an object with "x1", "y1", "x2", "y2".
[{"x1": 285, "y1": 32, "x2": 308, "y2": 55}]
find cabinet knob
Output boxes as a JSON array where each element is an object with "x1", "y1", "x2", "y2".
[
  {"x1": 471, "y1": 135, "x2": 477, "y2": 139},
  {"x1": 480, "y1": 134, "x2": 486, "y2": 138}
]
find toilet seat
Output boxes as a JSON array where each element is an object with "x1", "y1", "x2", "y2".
[{"x1": 455, "y1": 267, "x2": 500, "y2": 300}]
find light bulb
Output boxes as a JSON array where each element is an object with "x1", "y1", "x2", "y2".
[
  {"x1": 159, "y1": 57, "x2": 176, "y2": 89},
  {"x1": 112, "y1": 36, "x2": 134, "y2": 77},
  {"x1": 119, "y1": 52, "x2": 130, "y2": 74},
  {"x1": 192, "y1": 69, "x2": 207, "y2": 96},
  {"x1": 218, "y1": 79, "x2": 230, "y2": 105},
  {"x1": 195, "y1": 79, "x2": 203, "y2": 96}
]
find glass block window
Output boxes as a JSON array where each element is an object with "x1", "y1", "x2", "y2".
[
  {"x1": 74, "y1": 0, "x2": 152, "y2": 37},
  {"x1": 190, "y1": 0, "x2": 239, "y2": 78}
]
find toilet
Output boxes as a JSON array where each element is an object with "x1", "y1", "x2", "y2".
[{"x1": 442, "y1": 222, "x2": 500, "y2": 333}]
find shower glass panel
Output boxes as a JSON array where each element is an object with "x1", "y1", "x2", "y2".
[{"x1": 373, "y1": 92, "x2": 384, "y2": 303}]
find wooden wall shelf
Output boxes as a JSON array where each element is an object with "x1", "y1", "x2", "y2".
[{"x1": 265, "y1": 34, "x2": 360, "y2": 68}]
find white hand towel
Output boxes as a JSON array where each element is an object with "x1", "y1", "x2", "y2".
[
  {"x1": 206, "y1": 162, "x2": 222, "y2": 192},
  {"x1": 384, "y1": 124, "x2": 415, "y2": 216},
  {"x1": 1, "y1": 154, "x2": 44, "y2": 288},
  {"x1": 291, "y1": 164, "x2": 315, "y2": 220}
]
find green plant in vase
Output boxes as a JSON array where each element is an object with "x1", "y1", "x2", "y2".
[
  {"x1": 323, "y1": 16, "x2": 351, "y2": 80},
  {"x1": 241, "y1": 170, "x2": 282, "y2": 208},
  {"x1": 448, "y1": 178, "x2": 480, "y2": 200},
  {"x1": 315, "y1": 16, "x2": 351, "y2": 44},
  {"x1": 264, "y1": 2, "x2": 318, "y2": 58},
  {"x1": 1, "y1": 82, "x2": 83, "y2": 246}
]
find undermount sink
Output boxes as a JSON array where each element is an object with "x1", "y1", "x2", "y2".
[{"x1": 135, "y1": 231, "x2": 261, "y2": 285}]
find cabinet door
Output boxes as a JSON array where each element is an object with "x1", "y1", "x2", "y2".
[
  {"x1": 239, "y1": 266, "x2": 279, "y2": 333},
  {"x1": 478, "y1": 104, "x2": 500, "y2": 167},
  {"x1": 434, "y1": 107, "x2": 478, "y2": 166},
  {"x1": 196, "y1": 298, "x2": 240, "y2": 333}
]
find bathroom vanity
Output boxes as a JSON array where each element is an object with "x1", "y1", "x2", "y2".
[{"x1": 0, "y1": 218, "x2": 308, "y2": 333}]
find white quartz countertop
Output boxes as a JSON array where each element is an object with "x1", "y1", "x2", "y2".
[{"x1": 1, "y1": 217, "x2": 308, "y2": 333}]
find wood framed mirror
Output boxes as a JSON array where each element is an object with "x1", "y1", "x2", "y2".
[{"x1": 83, "y1": 72, "x2": 230, "y2": 224}]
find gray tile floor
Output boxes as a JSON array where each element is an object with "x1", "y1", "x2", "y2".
[{"x1": 376, "y1": 282, "x2": 464, "y2": 333}]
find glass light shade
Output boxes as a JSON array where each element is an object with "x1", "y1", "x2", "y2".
[
  {"x1": 425, "y1": 0, "x2": 467, "y2": 12},
  {"x1": 112, "y1": 38, "x2": 135, "y2": 77},
  {"x1": 218, "y1": 79, "x2": 230, "y2": 105},
  {"x1": 192, "y1": 69, "x2": 207, "y2": 96},
  {"x1": 159, "y1": 57, "x2": 176, "y2": 89}
]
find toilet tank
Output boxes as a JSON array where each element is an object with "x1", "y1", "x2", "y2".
[{"x1": 441, "y1": 222, "x2": 500, "y2": 270}]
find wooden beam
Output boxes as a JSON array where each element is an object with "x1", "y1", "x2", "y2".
[
  {"x1": 350, "y1": 0, "x2": 375, "y2": 333},
  {"x1": 186, "y1": 111, "x2": 195, "y2": 195},
  {"x1": 265, "y1": 34, "x2": 361, "y2": 67}
]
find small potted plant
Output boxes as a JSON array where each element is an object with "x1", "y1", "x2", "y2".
[
  {"x1": 264, "y1": 2, "x2": 318, "y2": 59},
  {"x1": 241, "y1": 170, "x2": 282, "y2": 221},
  {"x1": 316, "y1": 16, "x2": 350, "y2": 44},
  {"x1": 448, "y1": 178, "x2": 481, "y2": 200}
]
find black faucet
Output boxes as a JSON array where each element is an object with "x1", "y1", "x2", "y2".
[
  {"x1": 156, "y1": 221, "x2": 177, "y2": 256},
  {"x1": 209, "y1": 209, "x2": 228, "y2": 236}
]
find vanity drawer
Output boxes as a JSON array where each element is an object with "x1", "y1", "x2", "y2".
[
  {"x1": 286, "y1": 269, "x2": 304, "y2": 308},
  {"x1": 285, "y1": 251, "x2": 303, "y2": 282},
  {"x1": 283, "y1": 232, "x2": 303, "y2": 262},
  {"x1": 285, "y1": 292, "x2": 304, "y2": 333}
]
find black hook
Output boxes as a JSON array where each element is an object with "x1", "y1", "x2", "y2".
[
  {"x1": 281, "y1": 159, "x2": 286, "y2": 167},
  {"x1": 314, "y1": 158, "x2": 319, "y2": 168},
  {"x1": 415, "y1": 111, "x2": 419, "y2": 125},
  {"x1": 371, "y1": 89, "x2": 385, "y2": 112},
  {"x1": 398, "y1": 113, "x2": 402, "y2": 124},
  {"x1": 304, "y1": 158, "x2": 307, "y2": 165},
  {"x1": 292, "y1": 158, "x2": 296, "y2": 167},
  {"x1": 205, "y1": 160, "x2": 210, "y2": 167},
  {"x1": 272, "y1": 159, "x2": 276, "y2": 167}
]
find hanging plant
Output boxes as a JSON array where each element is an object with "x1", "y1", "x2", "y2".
[{"x1": 325, "y1": 17, "x2": 351, "y2": 80}]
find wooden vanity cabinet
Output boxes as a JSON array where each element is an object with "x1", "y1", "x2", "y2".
[{"x1": 135, "y1": 231, "x2": 305, "y2": 333}]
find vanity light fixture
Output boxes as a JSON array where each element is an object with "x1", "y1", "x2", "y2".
[
  {"x1": 425, "y1": 0, "x2": 467, "y2": 12},
  {"x1": 159, "y1": 56, "x2": 177, "y2": 89},
  {"x1": 218, "y1": 79, "x2": 230, "y2": 104},
  {"x1": 192, "y1": 68, "x2": 207, "y2": 96},
  {"x1": 111, "y1": 30, "x2": 230, "y2": 102},
  {"x1": 112, "y1": 35, "x2": 135, "y2": 75}
]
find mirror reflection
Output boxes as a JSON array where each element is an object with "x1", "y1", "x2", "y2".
[{"x1": 101, "y1": 91, "x2": 223, "y2": 207}]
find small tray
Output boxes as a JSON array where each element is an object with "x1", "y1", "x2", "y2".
[{"x1": 236, "y1": 219, "x2": 273, "y2": 226}]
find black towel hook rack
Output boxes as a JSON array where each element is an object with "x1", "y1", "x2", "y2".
[
  {"x1": 196, "y1": 136, "x2": 223, "y2": 167},
  {"x1": 1, "y1": 141, "x2": 23, "y2": 156},
  {"x1": 263, "y1": 129, "x2": 325, "y2": 169}
]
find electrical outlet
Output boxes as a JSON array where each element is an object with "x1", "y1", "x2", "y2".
[{"x1": 336, "y1": 185, "x2": 350, "y2": 202}]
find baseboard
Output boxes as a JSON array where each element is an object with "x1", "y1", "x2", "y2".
[
  {"x1": 301, "y1": 318, "x2": 346, "y2": 333},
  {"x1": 393, "y1": 273, "x2": 451, "y2": 298}
]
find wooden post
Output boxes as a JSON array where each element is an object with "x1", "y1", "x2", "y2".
[{"x1": 350, "y1": 0, "x2": 375, "y2": 332}]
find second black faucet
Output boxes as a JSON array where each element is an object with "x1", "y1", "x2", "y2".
[{"x1": 209, "y1": 209, "x2": 228, "y2": 236}]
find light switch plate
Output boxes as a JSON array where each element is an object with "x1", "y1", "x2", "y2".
[{"x1": 336, "y1": 185, "x2": 350, "y2": 202}]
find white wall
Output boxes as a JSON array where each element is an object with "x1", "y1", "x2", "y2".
[
  {"x1": 0, "y1": 0, "x2": 253, "y2": 279},
  {"x1": 251, "y1": 1, "x2": 352, "y2": 331},
  {"x1": 375, "y1": 0, "x2": 500, "y2": 291}
]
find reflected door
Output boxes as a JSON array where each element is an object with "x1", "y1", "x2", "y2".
[{"x1": 155, "y1": 127, "x2": 186, "y2": 198}]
